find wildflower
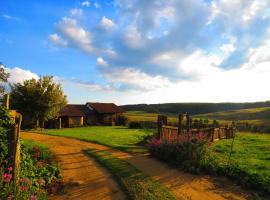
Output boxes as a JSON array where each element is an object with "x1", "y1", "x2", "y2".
[
  {"x1": 20, "y1": 177, "x2": 31, "y2": 185},
  {"x1": 37, "y1": 178, "x2": 45, "y2": 185},
  {"x1": 29, "y1": 195, "x2": 38, "y2": 200},
  {"x1": 2, "y1": 173, "x2": 12, "y2": 182},
  {"x1": 37, "y1": 188, "x2": 45, "y2": 195},
  {"x1": 7, "y1": 166, "x2": 13, "y2": 172},
  {"x1": 21, "y1": 185, "x2": 29, "y2": 192},
  {"x1": 7, "y1": 194, "x2": 14, "y2": 200}
]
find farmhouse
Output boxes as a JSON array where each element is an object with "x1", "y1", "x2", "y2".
[{"x1": 58, "y1": 102, "x2": 123, "y2": 128}]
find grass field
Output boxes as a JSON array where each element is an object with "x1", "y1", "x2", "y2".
[
  {"x1": 31, "y1": 126, "x2": 154, "y2": 153},
  {"x1": 194, "y1": 107, "x2": 270, "y2": 127},
  {"x1": 85, "y1": 149, "x2": 176, "y2": 200},
  {"x1": 212, "y1": 132, "x2": 270, "y2": 177}
]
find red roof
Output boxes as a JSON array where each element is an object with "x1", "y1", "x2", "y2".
[
  {"x1": 59, "y1": 103, "x2": 123, "y2": 116},
  {"x1": 59, "y1": 104, "x2": 87, "y2": 117},
  {"x1": 86, "y1": 102, "x2": 123, "y2": 114}
]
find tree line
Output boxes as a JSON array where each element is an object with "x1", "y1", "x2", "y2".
[{"x1": 120, "y1": 102, "x2": 270, "y2": 115}]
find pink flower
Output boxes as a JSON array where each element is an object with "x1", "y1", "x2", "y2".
[
  {"x1": 37, "y1": 189, "x2": 45, "y2": 195},
  {"x1": 21, "y1": 185, "x2": 29, "y2": 192},
  {"x1": 29, "y1": 195, "x2": 38, "y2": 200},
  {"x1": 7, "y1": 166, "x2": 13, "y2": 172},
  {"x1": 7, "y1": 194, "x2": 14, "y2": 200},
  {"x1": 20, "y1": 177, "x2": 31, "y2": 185},
  {"x1": 37, "y1": 178, "x2": 45, "y2": 185},
  {"x1": 2, "y1": 173, "x2": 12, "y2": 182}
]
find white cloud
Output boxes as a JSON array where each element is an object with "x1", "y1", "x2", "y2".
[
  {"x1": 123, "y1": 26, "x2": 143, "y2": 48},
  {"x1": 97, "y1": 57, "x2": 108, "y2": 66},
  {"x1": 58, "y1": 17, "x2": 93, "y2": 53},
  {"x1": 100, "y1": 16, "x2": 115, "y2": 30},
  {"x1": 48, "y1": 33, "x2": 68, "y2": 47},
  {"x1": 5, "y1": 67, "x2": 39, "y2": 84},
  {"x1": 70, "y1": 8, "x2": 83, "y2": 17},
  {"x1": 2, "y1": 14, "x2": 11, "y2": 19},
  {"x1": 101, "y1": 67, "x2": 171, "y2": 91},
  {"x1": 81, "y1": 1, "x2": 90, "y2": 7}
]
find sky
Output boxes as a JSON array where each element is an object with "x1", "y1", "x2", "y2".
[{"x1": 1, "y1": 0, "x2": 270, "y2": 105}]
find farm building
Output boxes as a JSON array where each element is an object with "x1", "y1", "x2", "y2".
[{"x1": 58, "y1": 102, "x2": 123, "y2": 128}]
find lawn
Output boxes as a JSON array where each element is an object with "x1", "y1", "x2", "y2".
[
  {"x1": 31, "y1": 126, "x2": 154, "y2": 153},
  {"x1": 212, "y1": 132, "x2": 270, "y2": 178}
]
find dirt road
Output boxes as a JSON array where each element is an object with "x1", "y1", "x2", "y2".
[{"x1": 21, "y1": 132, "x2": 253, "y2": 200}]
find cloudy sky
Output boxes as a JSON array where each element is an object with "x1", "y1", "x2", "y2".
[{"x1": 1, "y1": 0, "x2": 270, "y2": 104}]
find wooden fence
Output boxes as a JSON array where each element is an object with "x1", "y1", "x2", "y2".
[{"x1": 158, "y1": 114, "x2": 235, "y2": 142}]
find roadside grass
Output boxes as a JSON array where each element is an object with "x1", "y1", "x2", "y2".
[
  {"x1": 29, "y1": 126, "x2": 154, "y2": 154},
  {"x1": 84, "y1": 149, "x2": 177, "y2": 200},
  {"x1": 21, "y1": 139, "x2": 52, "y2": 160},
  {"x1": 212, "y1": 132, "x2": 270, "y2": 178}
]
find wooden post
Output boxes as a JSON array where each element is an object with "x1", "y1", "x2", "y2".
[
  {"x1": 178, "y1": 114, "x2": 183, "y2": 134},
  {"x1": 7, "y1": 113, "x2": 21, "y2": 185},
  {"x1": 186, "y1": 114, "x2": 190, "y2": 132},
  {"x1": 4, "y1": 93, "x2": 10, "y2": 109},
  {"x1": 157, "y1": 115, "x2": 167, "y2": 137},
  {"x1": 59, "y1": 118, "x2": 62, "y2": 129}
]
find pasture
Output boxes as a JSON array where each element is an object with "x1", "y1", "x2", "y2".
[{"x1": 33, "y1": 126, "x2": 154, "y2": 153}]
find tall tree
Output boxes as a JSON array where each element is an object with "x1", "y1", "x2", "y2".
[
  {"x1": 10, "y1": 76, "x2": 67, "y2": 127},
  {"x1": 0, "y1": 63, "x2": 9, "y2": 97}
]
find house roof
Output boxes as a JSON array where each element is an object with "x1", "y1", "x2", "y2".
[
  {"x1": 59, "y1": 104, "x2": 88, "y2": 117},
  {"x1": 86, "y1": 102, "x2": 123, "y2": 114},
  {"x1": 59, "y1": 103, "x2": 123, "y2": 116}
]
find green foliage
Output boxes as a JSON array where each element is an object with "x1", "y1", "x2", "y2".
[
  {"x1": 148, "y1": 137, "x2": 211, "y2": 173},
  {"x1": 0, "y1": 63, "x2": 9, "y2": 95},
  {"x1": 115, "y1": 115, "x2": 128, "y2": 126},
  {"x1": 0, "y1": 140, "x2": 60, "y2": 200},
  {"x1": 10, "y1": 76, "x2": 67, "y2": 127},
  {"x1": 85, "y1": 149, "x2": 177, "y2": 200},
  {"x1": 31, "y1": 126, "x2": 154, "y2": 154}
]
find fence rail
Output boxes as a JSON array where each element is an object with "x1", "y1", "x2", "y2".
[{"x1": 158, "y1": 114, "x2": 235, "y2": 142}]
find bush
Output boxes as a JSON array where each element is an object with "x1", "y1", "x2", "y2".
[
  {"x1": 128, "y1": 121, "x2": 157, "y2": 129},
  {"x1": 148, "y1": 133, "x2": 212, "y2": 173},
  {"x1": 115, "y1": 115, "x2": 128, "y2": 126}
]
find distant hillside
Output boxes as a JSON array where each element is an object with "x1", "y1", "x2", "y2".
[
  {"x1": 194, "y1": 107, "x2": 270, "y2": 121},
  {"x1": 120, "y1": 102, "x2": 270, "y2": 115}
]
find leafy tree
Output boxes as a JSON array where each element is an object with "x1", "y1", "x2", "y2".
[
  {"x1": 0, "y1": 63, "x2": 9, "y2": 97},
  {"x1": 10, "y1": 76, "x2": 67, "y2": 128}
]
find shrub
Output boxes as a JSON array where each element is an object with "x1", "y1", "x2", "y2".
[
  {"x1": 128, "y1": 121, "x2": 157, "y2": 129},
  {"x1": 115, "y1": 115, "x2": 128, "y2": 126},
  {"x1": 148, "y1": 133, "x2": 213, "y2": 173}
]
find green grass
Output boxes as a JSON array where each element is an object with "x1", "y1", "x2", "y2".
[
  {"x1": 124, "y1": 111, "x2": 178, "y2": 123},
  {"x1": 212, "y1": 132, "x2": 270, "y2": 178},
  {"x1": 30, "y1": 126, "x2": 154, "y2": 153},
  {"x1": 21, "y1": 139, "x2": 52, "y2": 160},
  {"x1": 84, "y1": 149, "x2": 177, "y2": 200}
]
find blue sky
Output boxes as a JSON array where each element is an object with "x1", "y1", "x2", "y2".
[{"x1": 1, "y1": 0, "x2": 270, "y2": 104}]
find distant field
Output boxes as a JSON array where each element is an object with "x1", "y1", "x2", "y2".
[
  {"x1": 212, "y1": 132, "x2": 270, "y2": 179},
  {"x1": 31, "y1": 126, "x2": 154, "y2": 153},
  {"x1": 194, "y1": 107, "x2": 270, "y2": 127},
  {"x1": 124, "y1": 107, "x2": 270, "y2": 129},
  {"x1": 123, "y1": 111, "x2": 178, "y2": 123}
]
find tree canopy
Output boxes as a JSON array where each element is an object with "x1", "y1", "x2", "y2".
[
  {"x1": 0, "y1": 63, "x2": 9, "y2": 96},
  {"x1": 10, "y1": 76, "x2": 67, "y2": 127}
]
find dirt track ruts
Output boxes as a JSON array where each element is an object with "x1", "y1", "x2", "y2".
[{"x1": 21, "y1": 132, "x2": 253, "y2": 200}]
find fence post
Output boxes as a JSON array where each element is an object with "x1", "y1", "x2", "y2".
[
  {"x1": 157, "y1": 115, "x2": 167, "y2": 138},
  {"x1": 7, "y1": 112, "x2": 21, "y2": 185},
  {"x1": 178, "y1": 114, "x2": 183, "y2": 134},
  {"x1": 186, "y1": 114, "x2": 190, "y2": 132}
]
